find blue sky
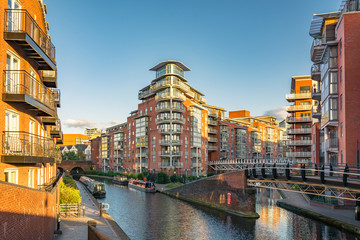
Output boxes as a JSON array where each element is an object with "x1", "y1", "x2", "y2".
[{"x1": 45, "y1": 0, "x2": 340, "y2": 133}]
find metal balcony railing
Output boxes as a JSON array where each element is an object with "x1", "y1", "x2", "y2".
[
  {"x1": 155, "y1": 105, "x2": 185, "y2": 113},
  {"x1": 191, "y1": 162, "x2": 201, "y2": 168},
  {"x1": 208, "y1": 128, "x2": 217, "y2": 134},
  {"x1": 155, "y1": 92, "x2": 185, "y2": 102},
  {"x1": 287, "y1": 140, "x2": 312, "y2": 146},
  {"x1": 286, "y1": 152, "x2": 312, "y2": 158},
  {"x1": 286, "y1": 117, "x2": 312, "y2": 123},
  {"x1": 287, "y1": 128, "x2": 312, "y2": 134},
  {"x1": 2, "y1": 131, "x2": 60, "y2": 162},
  {"x1": 286, "y1": 105, "x2": 312, "y2": 112},
  {"x1": 191, "y1": 152, "x2": 201, "y2": 158},
  {"x1": 155, "y1": 116, "x2": 185, "y2": 125},
  {"x1": 208, "y1": 119, "x2": 217, "y2": 126},
  {"x1": 159, "y1": 139, "x2": 182, "y2": 145},
  {"x1": 158, "y1": 162, "x2": 183, "y2": 168},
  {"x1": 4, "y1": 9, "x2": 55, "y2": 68},
  {"x1": 3, "y1": 70, "x2": 56, "y2": 114},
  {"x1": 159, "y1": 151, "x2": 182, "y2": 157},
  {"x1": 136, "y1": 152, "x2": 148, "y2": 158},
  {"x1": 325, "y1": 138, "x2": 339, "y2": 151},
  {"x1": 159, "y1": 128, "x2": 183, "y2": 134},
  {"x1": 208, "y1": 145, "x2": 217, "y2": 151},
  {"x1": 285, "y1": 93, "x2": 312, "y2": 101},
  {"x1": 42, "y1": 70, "x2": 57, "y2": 88},
  {"x1": 208, "y1": 137, "x2": 218, "y2": 142}
]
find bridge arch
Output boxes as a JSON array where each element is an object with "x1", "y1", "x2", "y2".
[{"x1": 70, "y1": 167, "x2": 84, "y2": 175}]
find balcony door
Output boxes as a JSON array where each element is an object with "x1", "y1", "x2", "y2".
[
  {"x1": 5, "y1": 110, "x2": 19, "y2": 154},
  {"x1": 6, "y1": 52, "x2": 20, "y2": 93},
  {"x1": 7, "y1": 0, "x2": 21, "y2": 32},
  {"x1": 29, "y1": 68, "x2": 37, "y2": 99}
]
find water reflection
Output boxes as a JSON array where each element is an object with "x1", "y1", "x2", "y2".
[{"x1": 95, "y1": 178, "x2": 357, "y2": 240}]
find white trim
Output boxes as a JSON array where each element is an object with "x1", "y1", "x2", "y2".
[{"x1": 4, "y1": 168, "x2": 18, "y2": 184}]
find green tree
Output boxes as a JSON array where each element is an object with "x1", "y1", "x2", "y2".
[
  {"x1": 76, "y1": 147, "x2": 86, "y2": 160},
  {"x1": 62, "y1": 151, "x2": 80, "y2": 161},
  {"x1": 60, "y1": 182, "x2": 81, "y2": 204}
]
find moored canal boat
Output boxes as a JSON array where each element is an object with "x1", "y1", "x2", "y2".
[
  {"x1": 112, "y1": 175, "x2": 129, "y2": 186},
  {"x1": 80, "y1": 176, "x2": 106, "y2": 198},
  {"x1": 128, "y1": 179, "x2": 156, "y2": 193}
]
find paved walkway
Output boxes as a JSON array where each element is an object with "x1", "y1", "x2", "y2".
[
  {"x1": 54, "y1": 182, "x2": 120, "y2": 240},
  {"x1": 279, "y1": 190, "x2": 360, "y2": 227}
]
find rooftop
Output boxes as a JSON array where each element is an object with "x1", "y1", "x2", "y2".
[{"x1": 149, "y1": 60, "x2": 191, "y2": 71}]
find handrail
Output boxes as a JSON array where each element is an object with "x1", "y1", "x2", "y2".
[
  {"x1": 3, "y1": 70, "x2": 56, "y2": 111},
  {"x1": 4, "y1": 9, "x2": 55, "y2": 62}
]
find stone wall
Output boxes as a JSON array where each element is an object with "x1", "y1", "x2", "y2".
[{"x1": 165, "y1": 171, "x2": 259, "y2": 218}]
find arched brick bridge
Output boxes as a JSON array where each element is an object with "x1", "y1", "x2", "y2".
[{"x1": 57, "y1": 160, "x2": 94, "y2": 175}]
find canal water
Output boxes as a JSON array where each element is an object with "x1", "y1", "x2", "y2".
[{"x1": 95, "y1": 178, "x2": 358, "y2": 240}]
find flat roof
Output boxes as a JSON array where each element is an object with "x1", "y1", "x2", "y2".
[
  {"x1": 149, "y1": 60, "x2": 191, "y2": 71},
  {"x1": 203, "y1": 104, "x2": 226, "y2": 111}
]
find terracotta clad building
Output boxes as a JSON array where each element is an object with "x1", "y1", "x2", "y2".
[
  {"x1": 310, "y1": 0, "x2": 360, "y2": 167},
  {"x1": 0, "y1": 0, "x2": 62, "y2": 238},
  {"x1": 99, "y1": 61, "x2": 286, "y2": 176},
  {"x1": 285, "y1": 76, "x2": 315, "y2": 163}
]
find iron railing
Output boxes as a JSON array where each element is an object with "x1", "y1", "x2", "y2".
[
  {"x1": 3, "y1": 70, "x2": 56, "y2": 111},
  {"x1": 4, "y1": 9, "x2": 55, "y2": 62},
  {"x1": 2, "y1": 131, "x2": 59, "y2": 159}
]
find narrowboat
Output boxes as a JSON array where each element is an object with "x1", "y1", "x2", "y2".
[
  {"x1": 112, "y1": 175, "x2": 129, "y2": 186},
  {"x1": 128, "y1": 179, "x2": 156, "y2": 193},
  {"x1": 79, "y1": 176, "x2": 106, "y2": 198}
]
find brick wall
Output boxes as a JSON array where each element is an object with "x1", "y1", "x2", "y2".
[{"x1": 0, "y1": 177, "x2": 60, "y2": 240}]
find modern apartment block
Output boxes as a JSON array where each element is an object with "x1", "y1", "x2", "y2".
[
  {"x1": 285, "y1": 76, "x2": 315, "y2": 163},
  {"x1": 60, "y1": 133, "x2": 91, "y2": 146},
  {"x1": 84, "y1": 127, "x2": 102, "y2": 139},
  {"x1": 98, "y1": 61, "x2": 286, "y2": 176},
  {"x1": 0, "y1": 0, "x2": 62, "y2": 238},
  {"x1": 309, "y1": 0, "x2": 360, "y2": 167}
]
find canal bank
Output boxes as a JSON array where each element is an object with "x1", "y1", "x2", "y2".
[
  {"x1": 276, "y1": 190, "x2": 360, "y2": 236},
  {"x1": 54, "y1": 181, "x2": 129, "y2": 240}
]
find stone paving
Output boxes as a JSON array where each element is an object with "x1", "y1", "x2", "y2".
[
  {"x1": 54, "y1": 182, "x2": 120, "y2": 240},
  {"x1": 278, "y1": 190, "x2": 360, "y2": 227}
]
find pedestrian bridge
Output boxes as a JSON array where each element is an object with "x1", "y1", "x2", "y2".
[{"x1": 209, "y1": 159, "x2": 360, "y2": 202}]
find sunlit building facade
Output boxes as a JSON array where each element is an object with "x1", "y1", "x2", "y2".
[
  {"x1": 0, "y1": 0, "x2": 62, "y2": 238},
  {"x1": 285, "y1": 76, "x2": 315, "y2": 163},
  {"x1": 309, "y1": 0, "x2": 360, "y2": 167}
]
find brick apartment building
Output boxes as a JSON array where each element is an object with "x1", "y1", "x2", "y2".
[
  {"x1": 285, "y1": 76, "x2": 315, "y2": 163},
  {"x1": 98, "y1": 61, "x2": 286, "y2": 176},
  {"x1": 0, "y1": 0, "x2": 62, "y2": 239},
  {"x1": 309, "y1": 0, "x2": 360, "y2": 167}
]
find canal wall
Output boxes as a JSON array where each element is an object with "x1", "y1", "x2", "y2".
[
  {"x1": 163, "y1": 171, "x2": 259, "y2": 218},
  {"x1": 0, "y1": 177, "x2": 61, "y2": 240}
]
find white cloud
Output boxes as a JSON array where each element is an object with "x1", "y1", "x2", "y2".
[
  {"x1": 63, "y1": 119, "x2": 122, "y2": 133},
  {"x1": 263, "y1": 106, "x2": 287, "y2": 121}
]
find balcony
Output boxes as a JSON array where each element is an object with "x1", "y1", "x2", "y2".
[
  {"x1": 158, "y1": 162, "x2": 183, "y2": 168},
  {"x1": 312, "y1": 105, "x2": 321, "y2": 119},
  {"x1": 311, "y1": 38, "x2": 325, "y2": 63},
  {"x1": 321, "y1": 110, "x2": 338, "y2": 129},
  {"x1": 159, "y1": 128, "x2": 183, "y2": 135},
  {"x1": 136, "y1": 152, "x2": 148, "y2": 158},
  {"x1": 324, "y1": 138, "x2": 339, "y2": 152},
  {"x1": 208, "y1": 128, "x2": 217, "y2": 134},
  {"x1": 2, "y1": 131, "x2": 60, "y2": 163},
  {"x1": 50, "y1": 120, "x2": 62, "y2": 138},
  {"x1": 287, "y1": 128, "x2": 312, "y2": 135},
  {"x1": 136, "y1": 138, "x2": 148, "y2": 148},
  {"x1": 208, "y1": 145, "x2": 217, "y2": 151},
  {"x1": 42, "y1": 71, "x2": 57, "y2": 88},
  {"x1": 312, "y1": 88, "x2": 321, "y2": 101},
  {"x1": 311, "y1": 64, "x2": 321, "y2": 81},
  {"x1": 286, "y1": 105, "x2": 312, "y2": 112},
  {"x1": 286, "y1": 117, "x2": 312, "y2": 123},
  {"x1": 208, "y1": 119, "x2": 217, "y2": 126},
  {"x1": 208, "y1": 137, "x2": 218, "y2": 143},
  {"x1": 191, "y1": 152, "x2": 201, "y2": 158},
  {"x1": 286, "y1": 93, "x2": 312, "y2": 102},
  {"x1": 3, "y1": 70, "x2": 56, "y2": 116},
  {"x1": 155, "y1": 92, "x2": 185, "y2": 102},
  {"x1": 4, "y1": 9, "x2": 56, "y2": 70},
  {"x1": 52, "y1": 89, "x2": 60, "y2": 108},
  {"x1": 159, "y1": 139, "x2": 182, "y2": 146},
  {"x1": 56, "y1": 137, "x2": 63, "y2": 145},
  {"x1": 155, "y1": 105, "x2": 185, "y2": 113},
  {"x1": 42, "y1": 116, "x2": 57, "y2": 126},
  {"x1": 191, "y1": 162, "x2": 201, "y2": 168},
  {"x1": 159, "y1": 151, "x2": 182, "y2": 157},
  {"x1": 286, "y1": 152, "x2": 312, "y2": 158},
  {"x1": 155, "y1": 116, "x2": 185, "y2": 125},
  {"x1": 209, "y1": 112, "x2": 217, "y2": 118},
  {"x1": 138, "y1": 88, "x2": 155, "y2": 100},
  {"x1": 287, "y1": 140, "x2": 312, "y2": 146}
]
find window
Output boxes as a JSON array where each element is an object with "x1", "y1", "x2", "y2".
[
  {"x1": 28, "y1": 168, "x2": 34, "y2": 188},
  {"x1": 150, "y1": 106, "x2": 152, "y2": 112},
  {"x1": 5, "y1": 168, "x2": 18, "y2": 184},
  {"x1": 341, "y1": 122, "x2": 343, "y2": 138},
  {"x1": 340, "y1": 94, "x2": 343, "y2": 110},
  {"x1": 339, "y1": 39, "x2": 342, "y2": 55},
  {"x1": 341, "y1": 150, "x2": 343, "y2": 164},
  {"x1": 340, "y1": 67, "x2": 342, "y2": 83}
]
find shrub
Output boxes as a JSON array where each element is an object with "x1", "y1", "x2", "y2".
[
  {"x1": 156, "y1": 172, "x2": 170, "y2": 184},
  {"x1": 60, "y1": 182, "x2": 81, "y2": 204},
  {"x1": 170, "y1": 174, "x2": 177, "y2": 183},
  {"x1": 63, "y1": 176, "x2": 78, "y2": 190}
]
